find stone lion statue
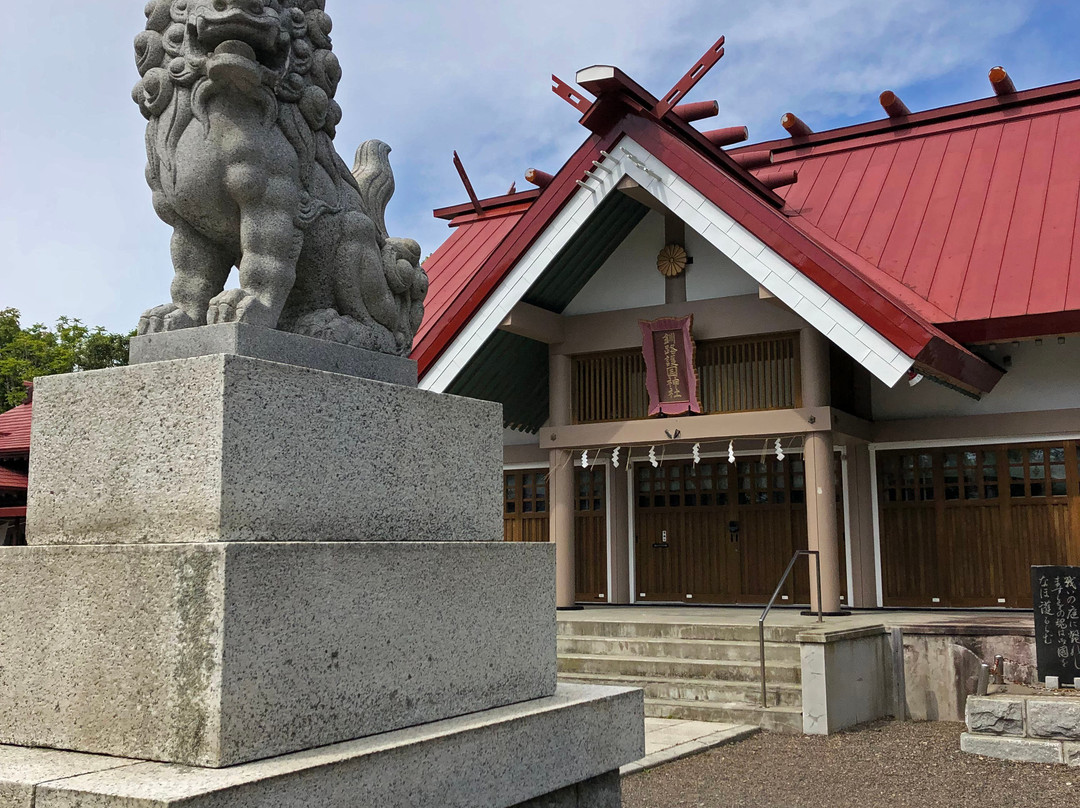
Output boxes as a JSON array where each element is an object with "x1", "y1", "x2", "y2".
[{"x1": 132, "y1": 0, "x2": 427, "y2": 356}]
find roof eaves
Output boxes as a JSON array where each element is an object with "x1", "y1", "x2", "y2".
[{"x1": 413, "y1": 131, "x2": 613, "y2": 376}]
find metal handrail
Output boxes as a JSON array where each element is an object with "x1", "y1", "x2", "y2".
[{"x1": 758, "y1": 550, "x2": 822, "y2": 708}]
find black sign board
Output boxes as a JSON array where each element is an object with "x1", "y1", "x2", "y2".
[{"x1": 1032, "y1": 565, "x2": 1080, "y2": 686}]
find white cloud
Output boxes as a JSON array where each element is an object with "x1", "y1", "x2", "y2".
[{"x1": 0, "y1": 0, "x2": 1050, "y2": 333}]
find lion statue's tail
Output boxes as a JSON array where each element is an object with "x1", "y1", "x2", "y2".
[{"x1": 351, "y1": 139, "x2": 394, "y2": 242}]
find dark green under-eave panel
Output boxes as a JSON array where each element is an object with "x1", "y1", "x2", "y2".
[
  {"x1": 523, "y1": 192, "x2": 650, "y2": 313},
  {"x1": 445, "y1": 192, "x2": 650, "y2": 433},
  {"x1": 447, "y1": 330, "x2": 549, "y2": 434}
]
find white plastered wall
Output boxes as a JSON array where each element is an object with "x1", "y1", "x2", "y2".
[{"x1": 873, "y1": 340, "x2": 1080, "y2": 419}]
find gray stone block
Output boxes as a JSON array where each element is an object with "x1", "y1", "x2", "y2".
[
  {"x1": 0, "y1": 541, "x2": 555, "y2": 767},
  {"x1": 965, "y1": 696, "x2": 1025, "y2": 736},
  {"x1": 960, "y1": 733, "x2": 1064, "y2": 764},
  {"x1": 129, "y1": 324, "x2": 417, "y2": 386},
  {"x1": 1026, "y1": 699, "x2": 1080, "y2": 740},
  {"x1": 512, "y1": 771, "x2": 620, "y2": 808},
  {"x1": 0, "y1": 747, "x2": 138, "y2": 808},
  {"x1": 20, "y1": 684, "x2": 643, "y2": 808},
  {"x1": 27, "y1": 355, "x2": 501, "y2": 545},
  {"x1": 1065, "y1": 742, "x2": 1080, "y2": 767}
]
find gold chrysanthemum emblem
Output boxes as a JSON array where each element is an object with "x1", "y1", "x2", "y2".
[{"x1": 657, "y1": 243, "x2": 688, "y2": 277}]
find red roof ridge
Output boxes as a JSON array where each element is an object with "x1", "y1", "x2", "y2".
[
  {"x1": 734, "y1": 77, "x2": 1080, "y2": 157},
  {"x1": 434, "y1": 189, "x2": 541, "y2": 221}
]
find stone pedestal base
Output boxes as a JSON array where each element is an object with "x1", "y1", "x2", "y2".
[
  {"x1": 27, "y1": 354, "x2": 502, "y2": 545},
  {"x1": 129, "y1": 323, "x2": 418, "y2": 386},
  {"x1": 0, "y1": 685, "x2": 643, "y2": 808},
  {"x1": 0, "y1": 542, "x2": 555, "y2": 767}
]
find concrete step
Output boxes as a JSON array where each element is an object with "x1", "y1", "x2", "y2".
[
  {"x1": 557, "y1": 652, "x2": 801, "y2": 685},
  {"x1": 557, "y1": 619, "x2": 804, "y2": 643},
  {"x1": 557, "y1": 635, "x2": 802, "y2": 664},
  {"x1": 558, "y1": 672, "x2": 803, "y2": 708},
  {"x1": 645, "y1": 698, "x2": 804, "y2": 734}
]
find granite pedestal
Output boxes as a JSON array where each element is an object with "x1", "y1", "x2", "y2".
[
  {"x1": 0, "y1": 685, "x2": 642, "y2": 808},
  {"x1": 0, "y1": 327, "x2": 643, "y2": 804},
  {"x1": 27, "y1": 353, "x2": 501, "y2": 545},
  {"x1": 0, "y1": 541, "x2": 555, "y2": 767}
]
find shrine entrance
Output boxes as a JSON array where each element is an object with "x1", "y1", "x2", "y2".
[{"x1": 632, "y1": 455, "x2": 846, "y2": 605}]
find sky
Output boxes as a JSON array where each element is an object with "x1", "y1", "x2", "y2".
[{"x1": 2, "y1": 0, "x2": 1080, "y2": 334}]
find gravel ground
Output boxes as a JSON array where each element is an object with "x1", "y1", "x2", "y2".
[{"x1": 622, "y1": 720, "x2": 1077, "y2": 808}]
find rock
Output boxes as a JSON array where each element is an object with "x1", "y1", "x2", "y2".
[
  {"x1": 1027, "y1": 699, "x2": 1080, "y2": 740},
  {"x1": 960, "y1": 733, "x2": 1063, "y2": 764},
  {"x1": 964, "y1": 696, "x2": 1024, "y2": 736}
]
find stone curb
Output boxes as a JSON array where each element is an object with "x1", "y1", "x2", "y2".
[{"x1": 620, "y1": 725, "x2": 759, "y2": 775}]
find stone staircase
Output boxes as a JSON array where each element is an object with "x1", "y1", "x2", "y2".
[{"x1": 557, "y1": 618, "x2": 805, "y2": 733}]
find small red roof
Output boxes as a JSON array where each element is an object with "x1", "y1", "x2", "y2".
[
  {"x1": 0, "y1": 401, "x2": 32, "y2": 455},
  {"x1": 417, "y1": 210, "x2": 526, "y2": 351},
  {"x1": 0, "y1": 466, "x2": 27, "y2": 491}
]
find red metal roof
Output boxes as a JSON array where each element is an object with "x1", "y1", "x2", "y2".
[
  {"x1": 0, "y1": 506, "x2": 26, "y2": 518},
  {"x1": 0, "y1": 401, "x2": 31, "y2": 455},
  {"x1": 412, "y1": 133, "x2": 612, "y2": 372},
  {"x1": 752, "y1": 80, "x2": 1080, "y2": 339},
  {"x1": 0, "y1": 466, "x2": 27, "y2": 491},
  {"x1": 416, "y1": 210, "x2": 526, "y2": 351},
  {"x1": 411, "y1": 69, "x2": 1003, "y2": 393}
]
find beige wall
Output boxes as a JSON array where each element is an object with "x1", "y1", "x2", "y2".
[
  {"x1": 873, "y1": 340, "x2": 1080, "y2": 421},
  {"x1": 554, "y1": 294, "x2": 805, "y2": 357}
]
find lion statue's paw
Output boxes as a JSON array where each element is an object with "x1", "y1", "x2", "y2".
[
  {"x1": 292, "y1": 309, "x2": 402, "y2": 355},
  {"x1": 207, "y1": 289, "x2": 275, "y2": 328},
  {"x1": 137, "y1": 304, "x2": 198, "y2": 335}
]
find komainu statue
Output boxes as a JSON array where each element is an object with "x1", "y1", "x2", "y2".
[{"x1": 132, "y1": 0, "x2": 427, "y2": 355}]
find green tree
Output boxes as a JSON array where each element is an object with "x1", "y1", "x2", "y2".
[{"x1": 0, "y1": 309, "x2": 133, "y2": 409}]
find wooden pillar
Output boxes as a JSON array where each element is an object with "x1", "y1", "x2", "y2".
[
  {"x1": 664, "y1": 213, "x2": 687, "y2": 304},
  {"x1": 800, "y1": 327, "x2": 842, "y2": 613},
  {"x1": 843, "y1": 439, "x2": 877, "y2": 608},
  {"x1": 548, "y1": 351, "x2": 577, "y2": 608},
  {"x1": 607, "y1": 463, "x2": 631, "y2": 604},
  {"x1": 549, "y1": 449, "x2": 576, "y2": 608},
  {"x1": 800, "y1": 327, "x2": 830, "y2": 409},
  {"x1": 805, "y1": 431, "x2": 843, "y2": 614}
]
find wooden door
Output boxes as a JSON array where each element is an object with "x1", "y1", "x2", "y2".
[
  {"x1": 634, "y1": 454, "x2": 848, "y2": 605},
  {"x1": 878, "y1": 442, "x2": 1078, "y2": 607},
  {"x1": 502, "y1": 470, "x2": 548, "y2": 543},
  {"x1": 731, "y1": 458, "x2": 798, "y2": 602},
  {"x1": 575, "y1": 466, "x2": 608, "y2": 602},
  {"x1": 678, "y1": 460, "x2": 741, "y2": 602},
  {"x1": 634, "y1": 462, "x2": 691, "y2": 601}
]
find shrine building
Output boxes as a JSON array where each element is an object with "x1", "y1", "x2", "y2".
[
  {"x1": 413, "y1": 56, "x2": 1080, "y2": 613},
  {"x1": 0, "y1": 384, "x2": 30, "y2": 546}
]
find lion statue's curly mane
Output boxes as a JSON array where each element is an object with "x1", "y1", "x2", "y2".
[{"x1": 132, "y1": 0, "x2": 427, "y2": 355}]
